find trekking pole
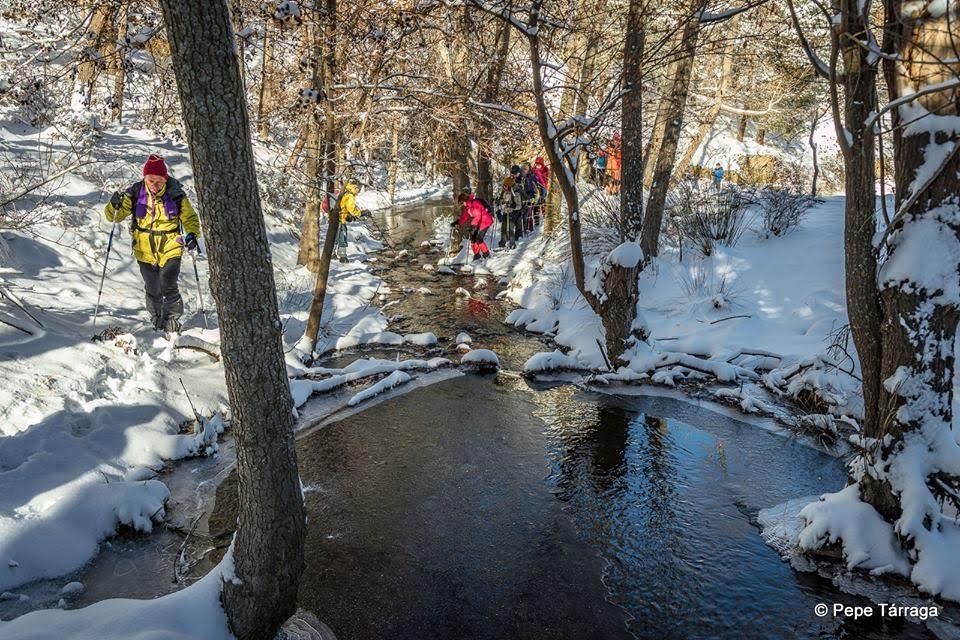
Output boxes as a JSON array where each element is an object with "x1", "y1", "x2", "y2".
[
  {"x1": 188, "y1": 248, "x2": 208, "y2": 329},
  {"x1": 93, "y1": 218, "x2": 118, "y2": 328}
]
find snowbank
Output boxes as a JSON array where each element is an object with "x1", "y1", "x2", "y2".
[{"x1": 0, "y1": 552, "x2": 235, "y2": 640}]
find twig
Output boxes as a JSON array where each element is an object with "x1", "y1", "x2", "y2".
[
  {"x1": 173, "y1": 512, "x2": 203, "y2": 584},
  {"x1": 179, "y1": 377, "x2": 203, "y2": 423},
  {"x1": 708, "y1": 314, "x2": 751, "y2": 324},
  {"x1": 595, "y1": 338, "x2": 613, "y2": 371}
]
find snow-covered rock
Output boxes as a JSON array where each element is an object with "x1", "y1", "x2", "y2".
[
  {"x1": 461, "y1": 349, "x2": 500, "y2": 371},
  {"x1": 59, "y1": 582, "x2": 84, "y2": 599},
  {"x1": 403, "y1": 332, "x2": 438, "y2": 347}
]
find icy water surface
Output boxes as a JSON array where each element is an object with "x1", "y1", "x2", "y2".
[
  {"x1": 11, "y1": 197, "x2": 940, "y2": 639},
  {"x1": 293, "y1": 374, "x2": 932, "y2": 640}
]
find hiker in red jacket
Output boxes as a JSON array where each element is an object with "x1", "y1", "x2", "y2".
[
  {"x1": 451, "y1": 192, "x2": 494, "y2": 260},
  {"x1": 532, "y1": 156, "x2": 549, "y2": 188}
]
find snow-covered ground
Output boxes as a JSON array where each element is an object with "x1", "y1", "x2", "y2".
[{"x1": 0, "y1": 113, "x2": 450, "y2": 632}]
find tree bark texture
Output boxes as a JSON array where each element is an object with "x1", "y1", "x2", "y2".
[
  {"x1": 304, "y1": 0, "x2": 340, "y2": 347},
  {"x1": 110, "y1": 2, "x2": 128, "y2": 122},
  {"x1": 257, "y1": 16, "x2": 277, "y2": 141},
  {"x1": 868, "y1": 0, "x2": 960, "y2": 522},
  {"x1": 297, "y1": 116, "x2": 323, "y2": 271},
  {"x1": 157, "y1": 2, "x2": 306, "y2": 638},
  {"x1": 620, "y1": 0, "x2": 645, "y2": 241},
  {"x1": 640, "y1": 12, "x2": 700, "y2": 260},
  {"x1": 476, "y1": 22, "x2": 512, "y2": 204},
  {"x1": 835, "y1": 0, "x2": 884, "y2": 502}
]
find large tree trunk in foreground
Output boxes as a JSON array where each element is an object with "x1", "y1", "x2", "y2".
[
  {"x1": 867, "y1": 0, "x2": 960, "y2": 527},
  {"x1": 157, "y1": 1, "x2": 306, "y2": 638},
  {"x1": 640, "y1": 12, "x2": 700, "y2": 260},
  {"x1": 833, "y1": 0, "x2": 885, "y2": 513}
]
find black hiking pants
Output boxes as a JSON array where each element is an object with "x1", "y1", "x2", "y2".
[{"x1": 139, "y1": 258, "x2": 183, "y2": 332}]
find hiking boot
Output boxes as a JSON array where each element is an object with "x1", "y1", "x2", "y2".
[{"x1": 162, "y1": 317, "x2": 182, "y2": 334}]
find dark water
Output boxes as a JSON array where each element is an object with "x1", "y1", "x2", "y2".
[
  {"x1": 294, "y1": 375, "x2": 931, "y2": 640},
  {"x1": 16, "y1": 198, "x2": 939, "y2": 639}
]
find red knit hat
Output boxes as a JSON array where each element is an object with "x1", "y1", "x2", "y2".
[{"x1": 143, "y1": 154, "x2": 168, "y2": 178}]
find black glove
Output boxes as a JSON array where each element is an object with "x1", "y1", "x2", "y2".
[
  {"x1": 183, "y1": 232, "x2": 199, "y2": 251},
  {"x1": 110, "y1": 190, "x2": 124, "y2": 209},
  {"x1": 450, "y1": 220, "x2": 458, "y2": 228}
]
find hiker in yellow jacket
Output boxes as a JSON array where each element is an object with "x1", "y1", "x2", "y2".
[
  {"x1": 335, "y1": 180, "x2": 365, "y2": 263},
  {"x1": 104, "y1": 154, "x2": 201, "y2": 333}
]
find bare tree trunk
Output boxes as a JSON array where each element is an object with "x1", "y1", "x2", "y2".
[
  {"x1": 79, "y1": 2, "x2": 120, "y2": 107},
  {"x1": 545, "y1": 9, "x2": 586, "y2": 234},
  {"x1": 808, "y1": 108, "x2": 823, "y2": 197},
  {"x1": 297, "y1": 116, "x2": 322, "y2": 270},
  {"x1": 257, "y1": 16, "x2": 276, "y2": 141},
  {"x1": 303, "y1": 0, "x2": 340, "y2": 349},
  {"x1": 674, "y1": 25, "x2": 736, "y2": 180},
  {"x1": 110, "y1": 2, "x2": 128, "y2": 122},
  {"x1": 524, "y1": 10, "x2": 640, "y2": 362},
  {"x1": 835, "y1": 0, "x2": 885, "y2": 515},
  {"x1": 640, "y1": 11, "x2": 700, "y2": 260},
  {"x1": 296, "y1": 7, "x2": 330, "y2": 272},
  {"x1": 286, "y1": 123, "x2": 309, "y2": 171},
  {"x1": 736, "y1": 113, "x2": 747, "y2": 141},
  {"x1": 642, "y1": 36, "x2": 686, "y2": 188},
  {"x1": 157, "y1": 2, "x2": 305, "y2": 638},
  {"x1": 476, "y1": 23, "x2": 512, "y2": 203},
  {"x1": 388, "y1": 124, "x2": 400, "y2": 204},
  {"x1": 620, "y1": 0, "x2": 645, "y2": 241},
  {"x1": 231, "y1": 0, "x2": 247, "y2": 87},
  {"x1": 755, "y1": 126, "x2": 766, "y2": 145}
]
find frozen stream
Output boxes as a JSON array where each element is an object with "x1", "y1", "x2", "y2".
[{"x1": 6, "y1": 197, "x2": 941, "y2": 639}]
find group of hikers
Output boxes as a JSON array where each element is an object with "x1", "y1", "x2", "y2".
[
  {"x1": 587, "y1": 133, "x2": 622, "y2": 195},
  {"x1": 103, "y1": 152, "x2": 555, "y2": 336},
  {"x1": 451, "y1": 156, "x2": 550, "y2": 261}
]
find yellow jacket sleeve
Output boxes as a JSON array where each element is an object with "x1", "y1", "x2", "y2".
[
  {"x1": 339, "y1": 192, "x2": 362, "y2": 223},
  {"x1": 178, "y1": 197, "x2": 201, "y2": 236},
  {"x1": 105, "y1": 192, "x2": 133, "y2": 223}
]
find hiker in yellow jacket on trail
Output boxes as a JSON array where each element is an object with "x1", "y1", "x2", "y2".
[
  {"x1": 104, "y1": 154, "x2": 201, "y2": 333},
  {"x1": 334, "y1": 180, "x2": 365, "y2": 263}
]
